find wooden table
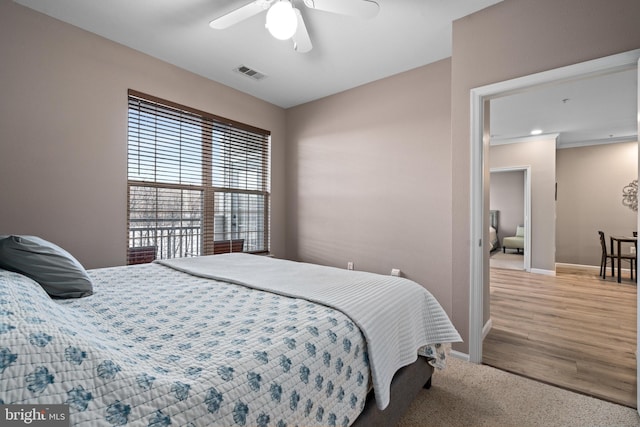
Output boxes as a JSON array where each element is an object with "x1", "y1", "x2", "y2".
[{"x1": 610, "y1": 235, "x2": 637, "y2": 283}]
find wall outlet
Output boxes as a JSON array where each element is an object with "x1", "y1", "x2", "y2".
[
  {"x1": 347, "y1": 261, "x2": 354, "y2": 270},
  {"x1": 391, "y1": 268, "x2": 401, "y2": 277}
]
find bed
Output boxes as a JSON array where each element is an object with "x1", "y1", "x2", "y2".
[
  {"x1": 0, "y1": 236, "x2": 461, "y2": 427},
  {"x1": 489, "y1": 210, "x2": 499, "y2": 252}
]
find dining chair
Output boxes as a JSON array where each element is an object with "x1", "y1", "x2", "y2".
[{"x1": 598, "y1": 230, "x2": 635, "y2": 280}]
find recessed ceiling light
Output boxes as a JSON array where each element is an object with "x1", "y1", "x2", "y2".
[{"x1": 530, "y1": 129, "x2": 543, "y2": 135}]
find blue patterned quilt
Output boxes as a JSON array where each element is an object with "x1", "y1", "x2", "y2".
[{"x1": 0, "y1": 264, "x2": 373, "y2": 426}]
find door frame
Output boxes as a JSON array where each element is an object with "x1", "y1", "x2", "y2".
[{"x1": 468, "y1": 48, "x2": 640, "y2": 366}]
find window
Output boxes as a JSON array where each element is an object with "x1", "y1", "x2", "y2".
[{"x1": 127, "y1": 90, "x2": 270, "y2": 262}]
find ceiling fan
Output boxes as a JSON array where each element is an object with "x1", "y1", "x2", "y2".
[{"x1": 209, "y1": 0, "x2": 380, "y2": 53}]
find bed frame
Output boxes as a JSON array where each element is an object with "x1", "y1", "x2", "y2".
[{"x1": 351, "y1": 357, "x2": 434, "y2": 427}]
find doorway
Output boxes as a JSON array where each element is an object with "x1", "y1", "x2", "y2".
[
  {"x1": 489, "y1": 166, "x2": 531, "y2": 272},
  {"x1": 468, "y1": 50, "x2": 640, "y2": 389}
]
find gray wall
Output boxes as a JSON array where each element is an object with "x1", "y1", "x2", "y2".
[
  {"x1": 488, "y1": 141, "x2": 638, "y2": 269},
  {"x1": 489, "y1": 137, "x2": 557, "y2": 273},
  {"x1": 285, "y1": 60, "x2": 454, "y2": 313},
  {"x1": 556, "y1": 141, "x2": 638, "y2": 266},
  {"x1": 451, "y1": 0, "x2": 640, "y2": 352},
  {"x1": 0, "y1": 1, "x2": 287, "y2": 268},
  {"x1": 490, "y1": 170, "x2": 525, "y2": 244}
]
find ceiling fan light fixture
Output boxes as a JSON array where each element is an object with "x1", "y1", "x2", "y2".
[{"x1": 265, "y1": 0, "x2": 298, "y2": 40}]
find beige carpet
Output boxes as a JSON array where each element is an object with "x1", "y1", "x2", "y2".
[
  {"x1": 397, "y1": 356, "x2": 639, "y2": 427},
  {"x1": 489, "y1": 251, "x2": 524, "y2": 271}
]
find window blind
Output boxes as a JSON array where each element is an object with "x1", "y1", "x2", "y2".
[{"x1": 127, "y1": 90, "x2": 270, "y2": 263}]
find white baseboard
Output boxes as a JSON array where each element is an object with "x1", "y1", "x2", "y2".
[
  {"x1": 482, "y1": 318, "x2": 493, "y2": 340},
  {"x1": 555, "y1": 262, "x2": 634, "y2": 274},
  {"x1": 530, "y1": 268, "x2": 556, "y2": 276},
  {"x1": 449, "y1": 350, "x2": 470, "y2": 362},
  {"x1": 555, "y1": 262, "x2": 599, "y2": 272},
  {"x1": 448, "y1": 321, "x2": 492, "y2": 363}
]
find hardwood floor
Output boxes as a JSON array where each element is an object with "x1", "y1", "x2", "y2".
[{"x1": 483, "y1": 266, "x2": 637, "y2": 408}]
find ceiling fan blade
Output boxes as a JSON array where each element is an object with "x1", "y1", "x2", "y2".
[
  {"x1": 209, "y1": 1, "x2": 270, "y2": 30},
  {"x1": 303, "y1": 0, "x2": 379, "y2": 19},
  {"x1": 292, "y1": 8, "x2": 312, "y2": 53}
]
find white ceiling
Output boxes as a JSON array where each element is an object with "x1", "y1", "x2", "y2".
[
  {"x1": 490, "y1": 68, "x2": 638, "y2": 148},
  {"x1": 12, "y1": 0, "x2": 639, "y2": 146},
  {"x1": 14, "y1": 0, "x2": 502, "y2": 108}
]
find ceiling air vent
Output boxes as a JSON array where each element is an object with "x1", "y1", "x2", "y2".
[{"x1": 234, "y1": 65, "x2": 267, "y2": 81}]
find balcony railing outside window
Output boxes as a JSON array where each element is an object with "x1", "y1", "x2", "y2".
[
  {"x1": 129, "y1": 218, "x2": 202, "y2": 259},
  {"x1": 128, "y1": 213, "x2": 266, "y2": 260}
]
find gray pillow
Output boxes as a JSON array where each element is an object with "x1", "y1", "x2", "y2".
[{"x1": 0, "y1": 235, "x2": 93, "y2": 298}]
